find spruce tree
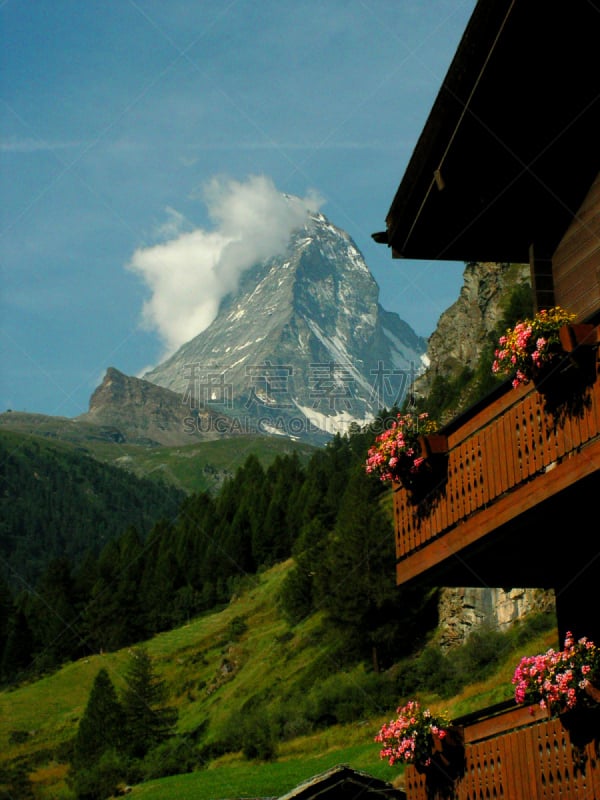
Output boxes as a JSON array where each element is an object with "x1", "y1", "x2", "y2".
[
  {"x1": 70, "y1": 668, "x2": 127, "y2": 800},
  {"x1": 120, "y1": 647, "x2": 177, "y2": 758},
  {"x1": 72, "y1": 668, "x2": 123, "y2": 767}
]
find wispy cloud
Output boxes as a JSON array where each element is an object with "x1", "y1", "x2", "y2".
[{"x1": 127, "y1": 174, "x2": 323, "y2": 357}]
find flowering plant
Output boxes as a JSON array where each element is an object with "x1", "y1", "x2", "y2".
[
  {"x1": 375, "y1": 700, "x2": 451, "y2": 768},
  {"x1": 512, "y1": 631, "x2": 600, "y2": 716},
  {"x1": 492, "y1": 306, "x2": 576, "y2": 388},
  {"x1": 365, "y1": 412, "x2": 439, "y2": 484}
]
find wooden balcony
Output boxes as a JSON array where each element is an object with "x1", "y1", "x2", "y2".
[
  {"x1": 404, "y1": 700, "x2": 600, "y2": 800},
  {"x1": 393, "y1": 337, "x2": 600, "y2": 593}
]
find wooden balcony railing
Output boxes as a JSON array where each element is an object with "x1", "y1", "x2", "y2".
[
  {"x1": 404, "y1": 701, "x2": 600, "y2": 800},
  {"x1": 393, "y1": 339, "x2": 600, "y2": 586}
]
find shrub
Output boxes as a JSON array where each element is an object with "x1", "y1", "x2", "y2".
[
  {"x1": 142, "y1": 736, "x2": 204, "y2": 779},
  {"x1": 69, "y1": 748, "x2": 131, "y2": 800},
  {"x1": 8, "y1": 730, "x2": 30, "y2": 745},
  {"x1": 278, "y1": 564, "x2": 314, "y2": 625},
  {"x1": 228, "y1": 615, "x2": 248, "y2": 640},
  {"x1": 240, "y1": 710, "x2": 278, "y2": 762},
  {"x1": 452, "y1": 628, "x2": 510, "y2": 683}
]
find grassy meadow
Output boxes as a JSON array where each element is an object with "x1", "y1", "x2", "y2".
[{"x1": 0, "y1": 559, "x2": 557, "y2": 800}]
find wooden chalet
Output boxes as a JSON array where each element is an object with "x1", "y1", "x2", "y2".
[{"x1": 373, "y1": 0, "x2": 600, "y2": 797}]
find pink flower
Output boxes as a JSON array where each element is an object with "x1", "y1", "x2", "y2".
[
  {"x1": 365, "y1": 411, "x2": 439, "y2": 485},
  {"x1": 513, "y1": 632, "x2": 600, "y2": 715},
  {"x1": 491, "y1": 307, "x2": 576, "y2": 387},
  {"x1": 375, "y1": 701, "x2": 450, "y2": 767}
]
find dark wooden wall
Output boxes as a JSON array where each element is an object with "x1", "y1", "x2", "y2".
[{"x1": 553, "y1": 170, "x2": 600, "y2": 322}]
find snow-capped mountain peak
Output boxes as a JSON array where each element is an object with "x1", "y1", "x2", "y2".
[{"x1": 143, "y1": 209, "x2": 426, "y2": 442}]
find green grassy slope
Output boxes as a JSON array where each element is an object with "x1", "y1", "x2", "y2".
[
  {"x1": 93, "y1": 434, "x2": 317, "y2": 494},
  {"x1": 0, "y1": 559, "x2": 557, "y2": 800},
  {"x1": 0, "y1": 416, "x2": 316, "y2": 495}
]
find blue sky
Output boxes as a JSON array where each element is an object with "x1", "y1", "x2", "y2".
[{"x1": 1, "y1": 0, "x2": 476, "y2": 417}]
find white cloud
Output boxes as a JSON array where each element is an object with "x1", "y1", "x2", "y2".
[{"x1": 127, "y1": 175, "x2": 323, "y2": 357}]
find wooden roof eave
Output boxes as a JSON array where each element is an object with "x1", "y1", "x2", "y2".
[{"x1": 379, "y1": 0, "x2": 600, "y2": 265}]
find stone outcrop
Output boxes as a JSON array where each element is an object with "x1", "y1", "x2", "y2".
[
  {"x1": 437, "y1": 587, "x2": 556, "y2": 650},
  {"x1": 412, "y1": 261, "x2": 531, "y2": 420}
]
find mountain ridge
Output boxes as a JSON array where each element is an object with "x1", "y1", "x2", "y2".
[{"x1": 79, "y1": 366, "x2": 241, "y2": 447}]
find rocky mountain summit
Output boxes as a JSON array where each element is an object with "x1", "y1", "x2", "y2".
[
  {"x1": 78, "y1": 367, "x2": 239, "y2": 446},
  {"x1": 142, "y1": 211, "x2": 426, "y2": 443}
]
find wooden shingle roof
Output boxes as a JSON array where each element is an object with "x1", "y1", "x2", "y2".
[{"x1": 276, "y1": 764, "x2": 405, "y2": 800}]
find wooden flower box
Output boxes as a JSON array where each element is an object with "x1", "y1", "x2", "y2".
[{"x1": 417, "y1": 433, "x2": 449, "y2": 459}]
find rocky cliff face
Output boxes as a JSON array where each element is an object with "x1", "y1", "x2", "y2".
[
  {"x1": 437, "y1": 587, "x2": 556, "y2": 650},
  {"x1": 79, "y1": 367, "x2": 238, "y2": 446},
  {"x1": 413, "y1": 261, "x2": 556, "y2": 647},
  {"x1": 412, "y1": 261, "x2": 531, "y2": 418}
]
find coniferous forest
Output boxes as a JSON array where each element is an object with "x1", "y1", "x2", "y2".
[
  {"x1": 0, "y1": 281, "x2": 533, "y2": 689},
  {"x1": 0, "y1": 419, "x2": 438, "y2": 688}
]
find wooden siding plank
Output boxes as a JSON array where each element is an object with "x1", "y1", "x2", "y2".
[
  {"x1": 430, "y1": 484, "x2": 443, "y2": 539},
  {"x1": 504, "y1": 406, "x2": 518, "y2": 486},
  {"x1": 490, "y1": 419, "x2": 505, "y2": 497},
  {"x1": 505, "y1": 731, "x2": 526, "y2": 799},
  {"x1": 554, "y1": 170, "x2": 600, "y2": 321},
  {"x1": 513, "y1": 402, "x2": 525, "y2": 483},
  {"x1": 535, "y1": 396, "x2": 549, "y2": 472},
  {"x1": 543, "y1": 403, "x2": 560, "y2": 465},
  {"x1": 498, "y1": 415, "x2": 512, "y2": 493},
  {"x1": 557, "y1": 254, "x2": 600, "y2": 316},
  {"x1": 477, "y1": 434, "x2": 486, "y2": 508},
  {"x1": 504, "y1": 402, "x2": 520, "y2": 485},
  {"x1": 461, "y1": 441, "x2": 472, "y2": 518},
  {"x1": 480, "y1": 428, "x2": 495, "y2": 504},
  {"x1": 463, "y1": 705, "x2": 546, "y2": 744},
  {"x1": 522, "y1": 395, "x2": 537, "y2": 479},
  {"x1": 561, "y1": 405, "x2": 579, "y2": 453},
  {"x1": 591, "y1": 739, "x2": 600, "y2": 800},
  {"x1": 553, "y1": 196, "x2": 600, "y2": 261},
  {"x1": 523, "y1": 722, "x2": 545, "y2": 800},
  {"x1": 445, "y1": 461, "x2": 457, "y2": 529},
  {"x1": 554, "y1": 217, "x2": 600, "y2": 271}
]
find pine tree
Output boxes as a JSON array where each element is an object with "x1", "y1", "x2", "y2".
[
  {"x1": 70, "y1": 668, "x2": 127, "y2": 800},
  {"x1": 72, "y1": 668, "x2": 123, "y2": 768},
  {"x1": 120, "y1": 647, "x2": 177, "y2": 758},
  {"x1": 315, "y1": 465, "x2": 435, "y2": 667}
]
